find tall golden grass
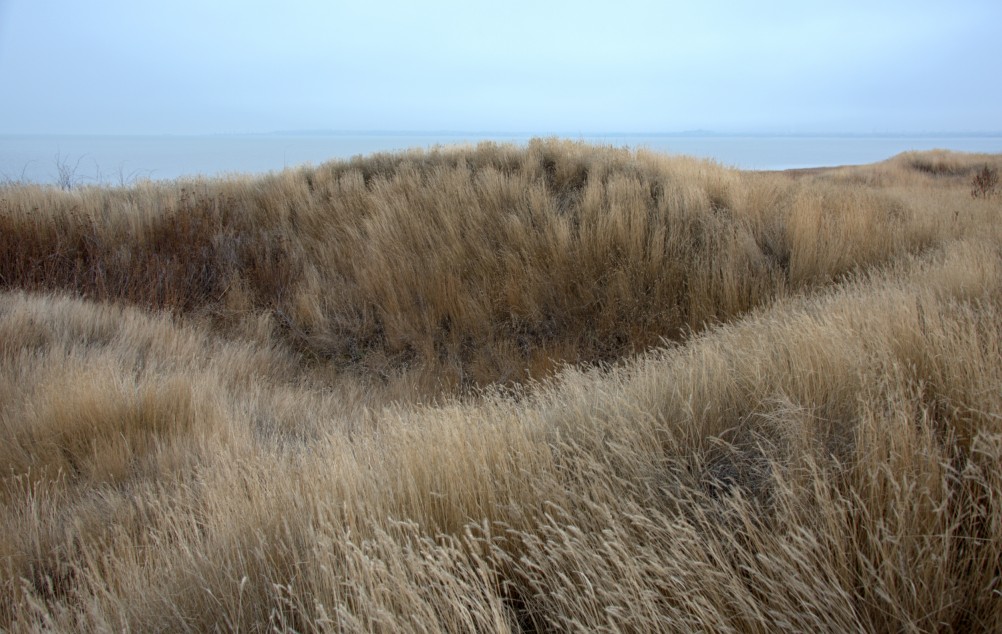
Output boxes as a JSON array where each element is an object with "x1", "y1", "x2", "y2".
[{"x1": 1, "y1": 139, "x2": 1001, "y2": 631}]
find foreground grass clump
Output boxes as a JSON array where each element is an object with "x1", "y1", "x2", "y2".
[{"x1": 1, "y1": 140, "x2": 1001, "y2": 632}]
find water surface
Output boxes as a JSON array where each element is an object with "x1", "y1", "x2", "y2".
[{"x1": 2, "y1": 133, "x2": 1000, "y2": 185}]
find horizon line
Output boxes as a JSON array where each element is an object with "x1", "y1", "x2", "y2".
[{"x1": 4, "y1": 129, "x2": 1002, "y2": 139}]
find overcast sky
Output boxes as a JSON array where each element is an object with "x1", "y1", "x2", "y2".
[{"x1": 1, "y1": 0, "x2": 1000, "y2": 135}]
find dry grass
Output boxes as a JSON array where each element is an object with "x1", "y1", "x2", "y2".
[{"x1": 1, "y1": 139, "x2": 1001, "y2": 632}]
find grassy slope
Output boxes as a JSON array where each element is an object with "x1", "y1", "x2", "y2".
[{"x1": 1, "y1": 139, "x2": 1001, "y2": 632}]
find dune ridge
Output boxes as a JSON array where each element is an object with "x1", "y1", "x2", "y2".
[{"x1": 1, "y1": 139, "x2": 1001, "y2": 631}]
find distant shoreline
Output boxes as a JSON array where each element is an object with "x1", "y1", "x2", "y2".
[
  {"x1": 3, "y1": 134, "x2": 1001, "y2": 185},
  {"x1": 4, "y1": 130, "x2": 1002, "y2": 139}
]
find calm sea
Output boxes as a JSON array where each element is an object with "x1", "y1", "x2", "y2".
[{"x1": 2, "y1": 133, "x2": 1001, "y2": 186}]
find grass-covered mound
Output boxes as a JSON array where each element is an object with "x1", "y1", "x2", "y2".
[{"x1": 1, "y1": 140, "x2": 1001, "y2": 631}]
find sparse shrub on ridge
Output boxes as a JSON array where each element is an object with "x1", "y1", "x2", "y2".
[{"x1": 971, "y1": 164, "x2": 999, "y2": 198}]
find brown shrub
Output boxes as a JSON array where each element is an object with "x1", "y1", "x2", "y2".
[{"x1": 971, "y1": 164, "x2": 999, "y2": 199}]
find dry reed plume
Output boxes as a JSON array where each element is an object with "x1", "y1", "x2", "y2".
[{"x1": 1, "y1": 139, "x2": 1001, "y2": 632}]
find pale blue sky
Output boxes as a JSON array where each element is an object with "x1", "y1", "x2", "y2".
[{"x1": 0, "y1": 0, "x2": 999, "y2": 134}]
